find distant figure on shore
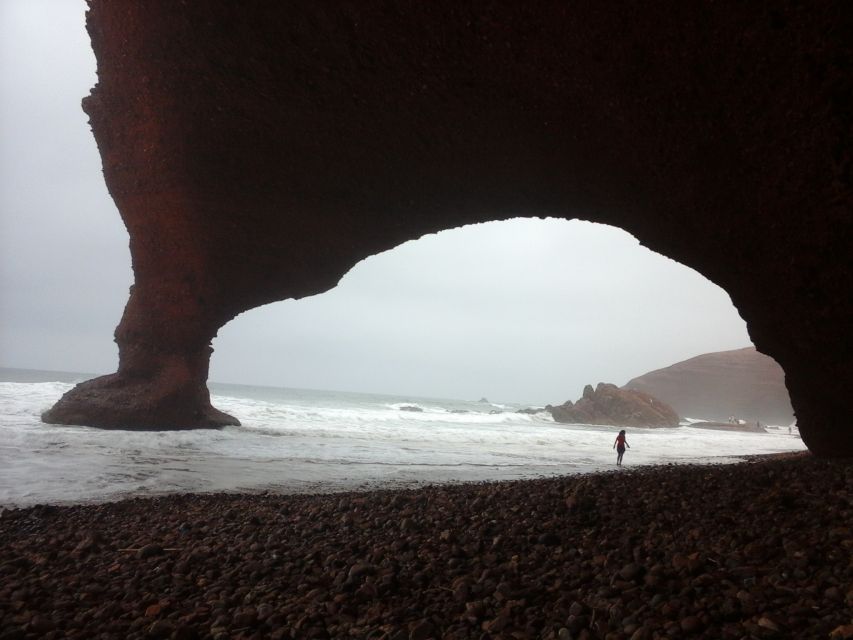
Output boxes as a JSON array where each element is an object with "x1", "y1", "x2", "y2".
[{"x1": 613, "y1": 429, "x2": 630, "y2": 466}]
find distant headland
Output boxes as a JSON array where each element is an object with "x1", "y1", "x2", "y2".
[
  {"x1": 623, "y1": 347, "x2": 794, "y2": 425},
  {"x1": 538, "y1": 347, "x2": 794, "y2": 431}
]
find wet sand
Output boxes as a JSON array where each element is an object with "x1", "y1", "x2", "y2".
[{"x1": 1, "y1": 452, "x2": 851, "y2": 639}]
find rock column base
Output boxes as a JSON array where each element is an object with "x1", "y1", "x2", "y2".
[{"x1": 42, "y1": 372, "x2": 239, "y2": 430}]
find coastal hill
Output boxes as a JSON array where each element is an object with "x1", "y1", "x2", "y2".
[
  {"x1": 623, "y1": 347, "x2": 794, "y2": 425},
  {"x1": 549, "y1": 383, "x2": 680, "y2": 428}
]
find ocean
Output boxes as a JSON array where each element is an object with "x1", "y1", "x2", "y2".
[{"x1": 0, "y1": 368, "x2": 805, "y2": 507}]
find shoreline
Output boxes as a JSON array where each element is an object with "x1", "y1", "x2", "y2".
[
  {"x1": 3, "y1": 452, "x2": 849, "y2": 639},
  {"x1": 1, "y1": 375, "x2": 807, "y2": 509},
  {"x1": 0, "y1": 451, "x2": 806, "y2": 512}
]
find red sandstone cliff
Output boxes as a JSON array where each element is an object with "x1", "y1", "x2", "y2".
[{"x1": 623, "y1": 347, "x2": 794, "y2": 425}]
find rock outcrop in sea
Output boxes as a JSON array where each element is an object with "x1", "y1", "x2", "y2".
[{"x1": 549, "y1": 383, "x2": 680, "y2": 428}]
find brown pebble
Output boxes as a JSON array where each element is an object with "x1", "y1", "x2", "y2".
[
  {"x1": 482, "y1": 615, "x2": 510, "y2": 633},
  {"x1": 348, "y1": 563, "x2": 374, "y2": 579},
  {"x1": 679, "y1": 616, "x2": 700, "y2": 633},
  {"x1": 619, "y1": 563, "x2": 642, "y2": 581},
  {"x1": 172, "y1": 625, "x2": 197, "y2": 640},
  {"x1": 232, "y1": 608, "x2": 256, "y2": 627},
  {"x1": 29, "y1": 616, "x2": 55, "y2": 634},
  {"x1": 671, "y1": 553, "x2": 688, "y2": 571},
  {"x1": 137, "y1": 544, "x2": 163, "y2": 559},
  {"x1": 537, "y1": 532, "x2": 561, "y2": 546},
  {"x1": 148, "y1": 619, "x2": 175, "y2": 638},
  {"x1": 830, "y1": 624, "x2": 853, "y2": 639},
  {"x1": 408, "y1": 620, "x2": 433, "y2": 640},
  {"x1": 629, "y1": 627, "x2": 650, "y2": 640},
  {"x1": 73, "y1": 531, "x2": 101, "y2": 555},
  {"x1": 826, "y1": 586, "x2": 843, "y2": 602},
  {"x1": 758, "y1": 616, "x2": 781, "y2": 632}
]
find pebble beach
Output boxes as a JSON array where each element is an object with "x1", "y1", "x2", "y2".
[{"x1": 1, "y1": 453, "x2": 851, "y2": 640}]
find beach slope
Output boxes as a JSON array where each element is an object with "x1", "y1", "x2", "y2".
[{"x1": 1, "y1": 454, "x2": 849, "y2": 639}]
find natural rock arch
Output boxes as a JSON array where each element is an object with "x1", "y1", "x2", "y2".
[{"x1": 43, "y1": 1, "x2": 852, "y2": 457}]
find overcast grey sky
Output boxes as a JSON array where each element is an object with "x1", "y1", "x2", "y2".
[{"x1": 0, "y1": 0, "x2": 752, "y2": 405}]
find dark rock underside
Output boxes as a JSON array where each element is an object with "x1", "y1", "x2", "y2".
[{"x1": 43, "y1": 1, "x2": 853, "y2": 455}]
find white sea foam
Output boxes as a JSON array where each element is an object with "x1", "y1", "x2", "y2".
[{"x1": 0, "y1": 375, "x2": 806, "y2": 507}]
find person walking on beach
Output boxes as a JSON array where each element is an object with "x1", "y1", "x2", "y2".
[{"x1": 613, "y1": 429, "x2": 629, "y2": 466}]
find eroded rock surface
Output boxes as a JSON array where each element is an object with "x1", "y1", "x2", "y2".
[
  {"x1": 549, "y1": 383, "x2": 680, "y2": 428},
  {"x1": 43, "y1": 1, "x2": 853, "y2": 456}
]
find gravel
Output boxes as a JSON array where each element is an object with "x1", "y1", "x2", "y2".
[{"x1": 1, "y1": 453, "x2": 851, "y2": 639}]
